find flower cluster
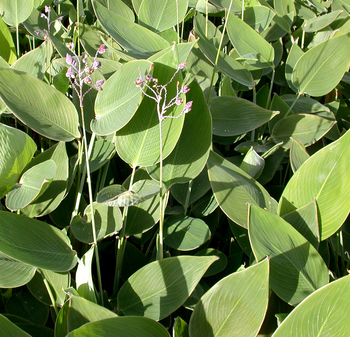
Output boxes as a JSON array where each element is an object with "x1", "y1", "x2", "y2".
[
  {"x1": 35, "y1": 6, "x2": 64, "y2": 36},
  {"x1": 65, "y1": 43, "x2": 106, "y2": 106},
  {"x1": 134, "y1": 63, "x2": 193, "y2": 120}
]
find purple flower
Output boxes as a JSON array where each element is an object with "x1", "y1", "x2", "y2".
[
  {"x1": 178, "y1": 63, "x2": 187, "y2": 69},
  {"x1": 84, "y1": 76, "x2": 92, "y2": 84},
  {"x1": 182, "y1": 101, "x2": 193, "y2": 113},
  {"x1": 68, "y1": 42, "x2": 75, "y2": 50},
  {"x1": 98, "y1": 44, "x2": 106, "y2": 54},
  {"x1": 92, "y1": 60, "x2": 101, "y2": 69},
  {"x1": 180, "y1": 85, "x2": 190, "y2": 94},
  {"x1": 65, "y1": 67, "x2": 75, "y2": 79},
  {"x1": 134, "y1": 77, "x2": 144, "y2": 86},
  {"x1": 145, "y1": 74, "x2": 153, "y2": 82},
  {"x1": 85, "y1": 67, "x2": 94, "y2": 74},
  {"x1": 82, "y1": 54, "x2": 88, "y2": 64},
  {"x1": 57, "y1": 16, "x2": 64, "y2": 21},
  {"x1": 40, "y1": 13, "x2": 47, "y2": 18},
  {"x1": 96, "y1": 79, "x2": 105, "y2": 86},
  {"x1": 44, "y1": 6, "x2": 51, "y2": 13}
]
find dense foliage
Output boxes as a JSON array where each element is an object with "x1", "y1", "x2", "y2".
[{"x1": 1, "y1": 0, "x2": 350, "y2": 336}]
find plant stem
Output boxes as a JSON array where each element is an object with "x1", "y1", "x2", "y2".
[
  {"x1": 40, "y1": 270, "x2": 58, "y2": 316},
  {"x1": 157, "y1": 113, "x2": 164, "y2": 260},
  {"x1": 16, "y1": 25, "x2": 20, "y2": 57},
  {"x1": 113, "y1": 166, "x2": 136, "y2": 296}
]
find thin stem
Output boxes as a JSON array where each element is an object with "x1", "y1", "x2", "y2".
[
  {"x1": 266, "y1": 68, "x2": 275, "y2": 110},
  {"x1": 113, "y1": 166, "x2": 136, "y2": 296},
  {"x1": 206, "y1": 0, "x2": 234, "y2": 103},
  {"x1": 183, "y1": 180, "x2": 193, "y2": 215},
  {"x1": 157, "y1": 112, "x2": 164, "y2": 260},
  {"x1": 16, "y1": 25, "x2": 20, "y2": 57},
  {"x1": 241, "y1": 0, "x2": 244, "y2": 20},
  {"x1": 176, "y1": 0, "x2": 180, "y2": 44},
  {"x1": 285, "y1": 92, "x2": 301, "y2": 118},
  {"x1": 40, "y1": 270, "x2": 58, "y2": 316}
]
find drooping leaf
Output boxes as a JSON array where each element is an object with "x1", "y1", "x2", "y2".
[
  {"x1": 207, "y1": 151, "x2": 278, "y2": 228},
  {"x1": 92, "y1": 1, "x2": 170, "y2": 58},
  {"x1": 5, "y1": 160, "x2": 57, "y2": 211},
  {"x1": 285, "y1": 42, "x2": 303, "y2": 92},
  {"x1": 279, "y1": 129, "x2": 350, "y2": 240},
  {"x1": 303, "y1": 10, "x2": 343, "y2": 32},
  {"x1": 66, "y1": 317, "x2": 170, "y2": 337},
  {"x1": 0, "y1": 0, "x2": 34, "y2": 26},
  {"x1": 239, "y1": 147, "x2": 265, "y2": 179},
  {"x1": 0, "y1": 123, "x2": 36, "y2": 199},
  {"x1": 272, "y1": 274, "x2": 350, "y2": 337},
  {"x1": 189, "y1": 259, "x2": 269, "y2": 337},
  {"x1": 91, "y1": 60, "x2": 153, "y2": 135},
  {"x1": 210, "y1": 96, "x2": 279, "y2": 136},
  {"x1": 0, "y1": 68, "x2": 80, "y2": 141},
  {"x1": 291, "y1": 33, "x2": 350, "y2": 96},
  {"x1": 0, "y1": 211, "x2": 77, "y2": 272},
  {"x1": 289, "y1": 138, "x2": 310, "y2": 173},
  {"x1": 249, "y1": 204, "x2": 328, "y2": 306},
  {"x1": 117, "y1": 256, "x2": 218, "y2": 320},
  {"x1": 138, "y1": 0, "x2": 189, "y2": 33},
  {"x1": 227, "y1": 12, "x2": 275, "y2": 69}
]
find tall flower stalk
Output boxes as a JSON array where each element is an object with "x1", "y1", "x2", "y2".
[{"x1": 135, "y1": 63, "x2": 192, "y2": 260}]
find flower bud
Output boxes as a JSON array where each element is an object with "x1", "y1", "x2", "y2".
[
  {"x1": 44, "y1": 6, "x2": 51, "y2": 13},
  {"x1": 84, "y1": 76, "x2": 93, "y2": 84},
  {"x1": 96, "y1": 79, "x2": 105, "y2": 86},
  {"x1": 175, "y1": 97, "x2": 184, "y2": 105},
  {"x1": 178, "y1": 63, "x2": 187, "y2": 69},
  {"x1": 183, "y1": 101, "x2": 193, "y2": 113},
  {"x1": 68, "y1": 42, "x2": 75, "y2": 50},
  {"x1": 65, "y1": 67, "x2": 75, "y2": 79},
  {"x1": 85, "y1": 67, "x2": 94, "y2": 74},
  {"x1": 40, "y1": 13, "x2": 47, "y2": 18},
  {"x1": 82, "y1": 54, "x2": 88, "y2": 64},
  {"x1": 180, "y1": 85, "x2": 190, "y2": 94},
  {"x1": 92, "y1": 60, "x2": 101, "y2": 69},
  {"x1": 98, "y1": 44, "x2": 106, "y2": 54},
  {"x1": 145, "y1": 74, "x2": 153, "y2": 82},
  {"x1": 134, "y1": 77, "x2": 144, "y2": 86}
]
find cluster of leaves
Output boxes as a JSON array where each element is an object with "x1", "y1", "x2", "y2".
[{"x1": 1, "y1": 0, "x2": 350, "y2": 336}]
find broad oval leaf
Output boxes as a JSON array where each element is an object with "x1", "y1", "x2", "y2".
[
  {"x1": 303, "y1": 10, "x2": 343, "y2": 33},
  {"x1": 117, "y1": 255, "x2": 218, "y2": 320},
  {"x1": 164, "y1": 215, "x2": 211, "y2": 251},
  {"x1": 210, "y1": 96, "x2": 279, "y2": 136},
  {"x1": 0, "y1": 16, "x2": 16, "y2": 64},
  {"x1": 0, "y1": 251, "x2": 36, "y2": 288},
  {"x1": 289, "y1": 138, "x2": 310, "y2": 173},
  {"x1": 93, "y1": 1, "x2": 170, "y2": 58},
  {"x1": 66, "y1": 317, "x2": 170, "y2": 337},
  {"x1": 291, "y1": 33, "x2": 350, "y2": 96},
  {"x1": 0, "y1": 211, "x2": 77, "y2": 272},
  {"x1": 227, "y1": 13, "x2": 275, "y2": 69},
  {"x1": 272, "y1": 274, "x2": 350, "y2": 337},
  {"x1": 0, "y1": 123, "x2": 36, "y2": 199},
  {"x1": 0, "y1": 68, "x2": 80, "y2": 141},
  {"x1": 272, "y1": 114, "x2": 335, "y2": 148},
  {"x1": 6, "y1": 160, "x2": 57, "y2": 211},
  {"x1": 138, "y1": 0, "x2": 189, "y2": 33},
  {"x1": 0, "y1": 0, "x2": 34, "y2": 26},
  {"x1": 0, "y1": 314, "x2": 31, "y2": 337},
  {"x1": 91, "y1": 60, "x2": 153, "y2": 135},
  {"x1": 279, "y1": 129, "x2": 350, "y2": 240},
  {"x1": 207, "y1": 151, "x2": 278, "y2": 228},
  {"x1": 147, "y1": 81, "x2": 211, "y2": 188},
  {"x1": 249, "y1": 204, "x2": 328, "y2": 306},
  {"x1": 71, "y1": 202, "x2": 122, "y2": 243},
  {"x1": 189, "y1": 259, "x2": 269, "y2": 337}
]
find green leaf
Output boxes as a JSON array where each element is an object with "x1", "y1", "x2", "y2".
[
  {"x1": 117, "y1": 255, "x2": 218, "y2": 320},
  {"x1": 164, "y1": 215, "x2": 211, "y2": 251},
  {"x1": 11, "y1": 41, "x2": 48, "y2": 79},
  {"x1": 0, "y1": 211, "x2": 77, "y2": 272},
  {"x1": 0, "y1": 123, "x2": 36, "y2": 199},
  {"x1": 195, "y1": 248, "x2": 227, "y2": 277},
  {"x1": 0, "y1": 68, "x2": 80, "y2": 141},
  {"x1": 210, "y1": 96, "x2": 279, "y2": 136},
  {"x1": 71, "y1": 202, "x2": 122, "y2": 243},
  {"x1": 82, "y1": 139, "x2": 115, "y2": 172},
  {"x1": 271, "y1": 114, "x2": 335, "y2": 148},
  {"x1": 91, "y1": 60, "x2": 153, "y2": 135},
  {"x1": 66, "y1": 317, "x2": 170, "y2": 337},
  {"x1": 0, "y1": 314, "x2": 31, "y2": 337},
  {"x1": 249, "y1": 204, "x2": 328, "y2": 306},
  {"x1": 303, "y1": 10, "x2": 343, "y2": 32},
  {"x1": 92, "y1": 1, "x2": 169, "y2": 58},
  {"x1": 0, "y1": 252, "x2": 36, "y2": 288},
  {"x1": 244, "y1": 5, "x2": 275, "y2": 32},
  {"x1": 0, "y1": 16, "x2": 17, "y2": 64},
  {"x1": 20, "y1": 142, "x2": 69, "y2": 217},
  {"x1": 291, "y1": 33, "x2": 350, "y2": 96},
  {"x1": 97, "y1": 0, "x2": 135, "y2": 22},
  {"x1": 138, "y1": 0, "x2": 189, "y2": 33},
  {"x1": 189, "y1": 259, "x2": 269, "y2": 337},
  {"x1": 97, "y1": 180, "x2": 159, "y2": 207},
  {"x1": 240, "y1": 147, "x2": 265, "y2": 179},
  {"x1": 55, "y1": 295, "x2": 117, "y2": 337},
  {"x1": 227, "y1": 12, "x2": 275, "y2": 68},
  {"x1": 76, "y1": 247, "x2": 97, "y2": 303},
  {"x1": 173, "y1": 317, "x2": 189, "y2": 337},
  {"x1": 285, "y1": 42, "x2": 303, "y2": 92},
  {"x1": 289, "y1": 138, "x2": 310, "y2": 173},
  {"x1": 6, "y1": 160, "x2": 57, "y2": 211},
  {"x1": 147, "y1": 81, "x2": 211, "y2": 188},
  {"x1": 207, "y1": 151, "x2": 278, "y2": 228},
  {"x1": 194, "y1": 14, "x2": 254, "y2": 87},
  {"x1": 279, "y1": 129, "x2": 350, "y2": 240},
  {"x1": 0, "y1": 0, "x2": 34, "y2": 26},
  {"x1": 272, "y1": 274, "x2": 350, "y2": 337},
  {"x1": 115, "y1": 62, "x2": 185, "y2": 167}
]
